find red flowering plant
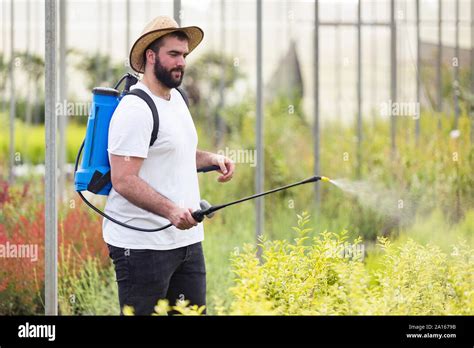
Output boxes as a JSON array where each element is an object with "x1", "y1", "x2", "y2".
[{"x1": 0, "y1": 179, "x2": 109, "y2": 314}]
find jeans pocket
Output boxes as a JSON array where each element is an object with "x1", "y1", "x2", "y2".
[{"x1": 129, "y1": 249, "x2": 157, "y2": 284}]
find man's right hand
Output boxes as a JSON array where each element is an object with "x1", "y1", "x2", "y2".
[{"x1": 168, "y1": 207, "x2": 198, "y2": 230}]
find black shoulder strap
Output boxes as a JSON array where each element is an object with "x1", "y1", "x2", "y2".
[
  {"x1": 176, "y1": 87, "x2": 189, "y2": 107},
  {"x1": 127, "y1": 89, "x2": 159, "y2": 147}
]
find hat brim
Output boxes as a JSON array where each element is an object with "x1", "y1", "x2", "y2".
[{"x1": 129, "y1": 26, "x2": 204, "y2": 74}]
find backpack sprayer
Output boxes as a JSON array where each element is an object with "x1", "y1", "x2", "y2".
[{"x1": 74, "y1": 74, "x2": 330, "y2": 232}]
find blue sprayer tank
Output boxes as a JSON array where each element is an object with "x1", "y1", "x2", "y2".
[{"x1": 74, "y1": 87, "x2": 120, "y2": 195}]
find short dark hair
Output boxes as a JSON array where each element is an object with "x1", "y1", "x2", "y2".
[{"x1": 144, "y1": 31, "x2": 189, "y2": 64}]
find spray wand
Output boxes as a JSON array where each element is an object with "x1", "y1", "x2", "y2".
[{"x1": 192, "y1": 176, "x2": 331, "y2": 223}]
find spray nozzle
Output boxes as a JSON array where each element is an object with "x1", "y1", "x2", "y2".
[{"x1": 321, "y1": 176, "x2": 331, "y2": 183}]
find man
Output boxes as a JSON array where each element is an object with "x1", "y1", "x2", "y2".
[{"x1": 104, "y1": 16, "x2": 235, "y2": 315}]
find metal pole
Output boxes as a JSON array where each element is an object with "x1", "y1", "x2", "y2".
[
  {"x1": 58, "y1": 0, "x2": 68, "y2": 202},
  {"x1": 281, "y1": 0, "x2": 287, "y2": 45},
  {"x1": 1, "y1": 0, "x2": 7, "y2": 117},
  {"x1": 107, "y1": 0, "x2": 112, "y2": 81},
  {"x1": 437, "y1": 0, "x2": 442, "y2": 129},
  {"x1": 471, "y1": 0, "x2": 474, "y2": 144},
  {"x1": 390, "y1": 0, "x2": 397, "y2": 155},
  {"x1": 45, "y1": 0, "x2": 58, "y2": 316},
  {"x1": 285, "y1": 0, "x2": 291, "y2": 100},
  {"x1": 416, "y1": 0, "x2": 420, "y2": 141},
  {"x1": 372, "y1": 1, "x2": 377, "y2": 126},
  {"x1": 216, "y1": 0, "x2": 226, "y2": 147},
  {"x1": 9, "y1": 0, "x2": 15, "y2": 184},
  {"x1": 25, "y1": 0, "x2": 33, "y2": 127},
  {"x1": 314, "y1": 0, "x2": 320, "y2": 208},
  {"x1": 33, "y1": 0, "x2": 40, "y2": 124},
  {"x1": 256, "y1": 0, "x2": 264, "y2": 257},
  {"x1": 94, "y1": 1, "x2": 101, "y2": 86},
  {"x1": 174, "y1": 0, "x2": 181, "y2": 26},
  {"x1": 453, "y1": 0, "x2": 460, "y2": 130},
  {"x1": 234, "y1": 0, "x2": 239, "y2": 59},
  {"x1": 126, "y1": 0, "x2": 130, "y2": 60},
  {"x1": 335, "y1": 2, "x2": 341, "y2": 122},
  {"x1": 400, "y1": 0, "x2": 406, "y2": 108},
  {"x1": 287, "y1": 0, "x2": 292, "y2": 40},
  {"x1": 356, "y1": 0, "x2": 362, "y2": 179}
]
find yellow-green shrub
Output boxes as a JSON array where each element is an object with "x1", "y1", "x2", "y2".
[{"x1": 227, "y1": 212, "x2": 474, "y2": 315}]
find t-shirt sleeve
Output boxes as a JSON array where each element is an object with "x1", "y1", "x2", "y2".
[{"x1": 107, "y1": 96, "x2": 153, "y2": 158}]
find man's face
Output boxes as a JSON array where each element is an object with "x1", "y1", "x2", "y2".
[{"x1": 152, "y1": 36, "x2": 189, "y2": 88}]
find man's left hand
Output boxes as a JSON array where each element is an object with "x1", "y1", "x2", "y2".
[{"x1": 211, "y1": 155, "x2": 235, "y2": 182}]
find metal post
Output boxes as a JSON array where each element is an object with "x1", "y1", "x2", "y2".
[
  {"x1": 25, "y1": 0, "x2": 32, "y2": 127},
  {"x1": 314, "y1": 0, "x2": 320, "y2": 207},
  {"x1": 356, "y1": 0, "x2": 362, "y2": 178},
  {"x1": 58, "y1": 0, "x2": 68, "y2": 202},
  {"x1": 45, "y1": 0, "x2": 58, "y2": 316},
  {"x1": 390, "y1": 0, "x2": 397, "y2": 155},
  {"x1": 281, "y1": 0, "x2": 287, "y2": 45},
  {"x1": 174, "y1": 0, "x2": 181, "y2": 26},
  {"x1": 33, "y1": 0, "x2": 40, "y2": 124},
  {"x1": 437, "y1": 0, "x2": 442, "y2": 129},
  {"x1": 400, "y1": 0, "x2": 406, "y2": 107},
  {"x1": 9, "y1": 0, "x2": 15, "y2": 184},
  {"x1": 216, "y1": 0, "x2": 226, "y2": 147},
  {"x1": 453, "y1": 0, "x2": 460, "y2": 130},
  {"x1": 471, "y1": 0, "x2": 474, "y2": 144},
  {"x1": 95, "y1": 1, "x2": 101, "y2": 86},
  {"x1": 372, "y1": 1, "x2": 377, "y2": 126},
  {"x1": 416, "y1": 0, "x2": 420, "y2": 141},
  {"x1": 335, "y1": 2, "x2": 341, "y2": 122},
  {"x1": 126, "y1": 0, "x2": 130, "y2": 60},
  {"x1": 107, "y1": 0, "x2": 112, "y2": 81},
  {"x1": 1, "y1": 0, "x2": 6, "y2": 116},
  {"x1": 234, "y1": 0, "x2": 239, "y2": 58},
  {"x1": 256, "y1": 0, "x2": 264, "y2": 257},
  {"x1": 285, "y1": 0, "x2": 291, "y2": 100},
  {"x1": 287, "y1": 0, "x2": 292, "y2": 40}
]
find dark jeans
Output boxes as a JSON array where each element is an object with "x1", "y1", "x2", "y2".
[{"x1": 107, "y1": 241, "x2": 206, "y2": 316}]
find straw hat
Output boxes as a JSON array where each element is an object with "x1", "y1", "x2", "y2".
[{"x1": 129, "y1": 16, "x2": 204, "y2": 74}]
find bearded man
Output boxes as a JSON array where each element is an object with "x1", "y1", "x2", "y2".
[{"x1": 104, "y1": 16, "x2": 235, "y2": 315}]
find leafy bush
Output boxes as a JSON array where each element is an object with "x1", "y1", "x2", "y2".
[
  {"x1": 123, "y1": 299, "x2": 206, "y2": 316},
  {"x1": 227, "y1": 212, "x2": 473, "y2": 315},
  {"x1": 58, "y1": 257, "x2": 117, "y2": 315},
  {"x1": 0, "y1": 116, "x2": 86, "y2": 165},
  {"x1": 0, "y1": 179, "x2": 110, "y2": 314}
]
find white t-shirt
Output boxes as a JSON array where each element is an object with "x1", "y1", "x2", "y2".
[{"x1": 102, "y1": 81, "x2": 204, "y2": 250}]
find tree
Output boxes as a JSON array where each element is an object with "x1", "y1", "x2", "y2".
[
  {"x1": 73, "y1": 50, "x2": 126, "y2": 91},
  {"x1": 183, "y1": 51, "x2": 244, "y2": 142}
]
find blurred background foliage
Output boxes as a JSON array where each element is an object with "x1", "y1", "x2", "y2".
[{"x1": 0, "y1": 43, "x2": 473, "y2": 314}]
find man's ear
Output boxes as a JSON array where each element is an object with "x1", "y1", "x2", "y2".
[{"x1": 146, "y1": 49, "x2": 156, "y2": 65}]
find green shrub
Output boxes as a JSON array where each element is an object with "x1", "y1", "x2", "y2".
[
  {"x1": 122, "y1": 299, "x2": 206, "y2": 316},
  {"x1": 58, "y1": 255, "x2": 118, "y2": 316},
  {"x1": 227, "y1": 212, "x2": 474, "y2": 315},
  {"x1": 0, "y1": 116, "x2": 86, "y2": 165}
]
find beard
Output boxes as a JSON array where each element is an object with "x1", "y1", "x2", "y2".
[{"x1": 153, "y1": 58, "x2": 184, "y2": 88}]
